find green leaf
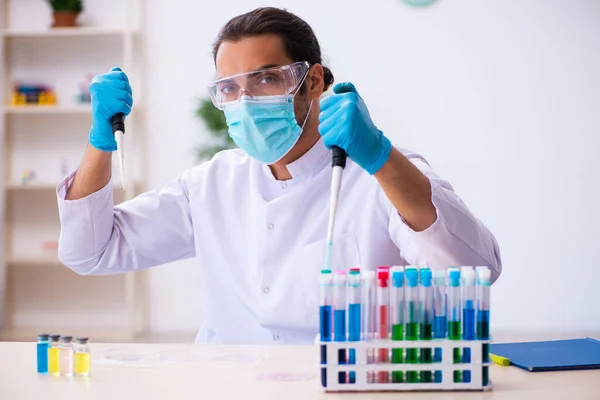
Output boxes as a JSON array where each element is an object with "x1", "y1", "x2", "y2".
[
  {"x1": 196, "y1": 98, "x2": 227, "y2": 133},
  {"x1": 48, "y1": 0, "x2": 83, "y2": 12}
]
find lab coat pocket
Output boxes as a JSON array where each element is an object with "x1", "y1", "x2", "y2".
[{"x1": 298, "y1": 232, "x2": 362, "y2": 332}]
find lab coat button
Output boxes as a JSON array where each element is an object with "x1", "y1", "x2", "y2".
[
  {"x1": 281, "y1": 182, "x2": 287, "y2": 189},
  {"x1": 268, "y1": 223, "x2": 274, "y2": 230},
  {"x1": 263, "y1": 287, "x2": 270, "y2": 294},
  {"x1": 273, "y1": 334, "x2": 280, "y2": 341}
]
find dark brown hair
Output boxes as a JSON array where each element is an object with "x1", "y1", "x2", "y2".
[{"x1": 212, "y1": 7, "x2": 334, "y2": 91}]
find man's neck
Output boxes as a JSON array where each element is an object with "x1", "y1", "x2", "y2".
[{"x1": 269, "y1": 129, "x2": 320, "y2": 180}]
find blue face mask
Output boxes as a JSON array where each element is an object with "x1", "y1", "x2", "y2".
[{"x1": 224, "y1": 94, "x2": 312, "y2": 164}]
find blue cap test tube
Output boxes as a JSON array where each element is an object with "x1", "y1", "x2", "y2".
[
  {"x1": 461, "y1": 266, "x2": 476, "y2": 383},
  {"x1": 447, "y1": 268, "x2": 461, "y2": 383}
]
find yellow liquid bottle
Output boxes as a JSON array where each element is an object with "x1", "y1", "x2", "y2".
[
  {"x1": 48, "y1": 335, "x2": 61, "y2": 376},
  {"x1": 74, "y1": 337, "x2": 91, "y2": 377}
]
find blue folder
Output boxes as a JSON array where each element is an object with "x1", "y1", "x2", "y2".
[{"x1": 489, "y1": 337, "x2": 600, "y2": 372}]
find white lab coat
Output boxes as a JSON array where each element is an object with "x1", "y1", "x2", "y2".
[{"x1": 56, "y1": 139, "x2": 501, "y2": 344}]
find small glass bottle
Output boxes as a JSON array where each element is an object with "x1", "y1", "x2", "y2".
[
  {"x1": 74, "y1": 337, "x2": 91, "y2": 377},
  {"x1": 59, "y1": 336, "x2": 74, "y2": 377},
  {"x1": 36, "y1": 333, "x2": 49, "y2": 374},
  {"x1": 48, "y1": 334, "x2": 61, "y2": 376}
]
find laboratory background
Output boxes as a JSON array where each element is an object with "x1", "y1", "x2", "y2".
[{"x1": 0, "y1": 0, "x2": 598, "y2": 345}]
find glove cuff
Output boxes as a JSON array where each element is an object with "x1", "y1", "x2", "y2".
[{"x1": 365, "y1": 133, "x2": 392, "y2": 175}]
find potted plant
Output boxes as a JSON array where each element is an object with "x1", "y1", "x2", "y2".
[
  {"x1": 196, "y1": 98, "x2": 236, "y2": 161},
  {"x1": 47, "y1": 0, "x2": 83, "y2": 28}
]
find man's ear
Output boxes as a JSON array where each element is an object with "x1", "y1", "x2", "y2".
[{"x1": 308, "y1": 64, "x2": 325, "y2": 98}]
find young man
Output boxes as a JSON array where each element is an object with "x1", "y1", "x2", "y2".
[{"x1": 57, "y1": 7, "x2": 501, "y2": 344}]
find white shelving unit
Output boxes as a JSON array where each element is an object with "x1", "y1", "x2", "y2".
[{"x1": 0, "y1": 0, "x2": 147, "y2": 342}]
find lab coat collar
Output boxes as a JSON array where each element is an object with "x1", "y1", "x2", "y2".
[{"x1": 262, "y1": 137, "x2": 331, "y2": 181}]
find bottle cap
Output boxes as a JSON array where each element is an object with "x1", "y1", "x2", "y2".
[
  {"x1": 60, "y1": 336, "x2": 73, "y2": 343},
  {"x1": 433, "y1": 269, "x2": 445, "y2": 286},
  {"x1": 377, "y1": 266, "x2": 389, "y2": 287},
  {"x1": 390, "y1": 266, "x2": 404, "y2": 288},
  {"x1": 448, "y1": 268, "x2": 460, "y2": 287},
  {"x1": 37, "y1": 333, "x2": 49, "y2": 341},
  {"x1": 75, "y1": 337, "x2": 89, "y2": 344},
  {"x1": 477, "y1": 268, "x2": 492, "y2": 285},
  {"x1": 420, "y1": 268, "x2": 432, "y2": 287},
  {"x1": 49, "y1": 334, "x2": 61, "y2": 341},
  {"x1": 405, "y1": 267, "x2": 419, "y2": 287}
]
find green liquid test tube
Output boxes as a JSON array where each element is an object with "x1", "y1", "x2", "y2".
[
  {"x1": 405, "y1": 267, "x2": 419, "y2": 383},
  {"x1": 447, "y1": 268, "x2": 462, "y2": 383},
  {"x1": 390, "y1": 266, "x2": 405, "y2": 383},
  {"x1": 419, "y1": 268, "x2": 433, "y2": 383}
]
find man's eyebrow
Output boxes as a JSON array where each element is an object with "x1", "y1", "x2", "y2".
[
  {"x1": 247, "y1": 64, "x2": 279, "y2": 77},
  {"x1": 218, "y1": 64, "x2": 280, "y2": 82}
]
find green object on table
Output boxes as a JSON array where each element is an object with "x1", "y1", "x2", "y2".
[{"x1": 490, "y1": 353, "x2": 511, "y2": 366}]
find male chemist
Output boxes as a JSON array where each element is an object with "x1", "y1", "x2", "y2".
[{"x1": 57, "y1": 8, "x2": 501, "y2": 344}]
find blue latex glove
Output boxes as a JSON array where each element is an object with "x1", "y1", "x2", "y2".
[
  {"x1": 89, "y1": 67, "x2": 133, "y2": 151},
  {"x1": 319, "y1": 82, "x2": 392, "y2": 175}
]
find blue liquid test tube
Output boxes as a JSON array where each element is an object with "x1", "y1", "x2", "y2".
[
  {"x1": 461, "y1": 267, "x2": 476, "y2": 383},
  {"x1": 432, "y1": 269, "x2": 447, "y2": 383},
  {"x1": 348, "y1": 270, "x2": 361, "y2": 384},
  {"x1": 476, "y1": 266, "x2": 491, "y2": 386},
  {"x1": 319, "y1": 269, "x2": 333, "y2": 388},
  {"x1": 333, "y1": 270, "x2": 347, "y2": 384},
  {"x1": 362, "y1": 270, "x2": 376, "y2": 384}
]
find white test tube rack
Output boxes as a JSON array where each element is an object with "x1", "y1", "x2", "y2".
[{"x1": 317, "y1": 336, "x2": 492, "y2": 392}]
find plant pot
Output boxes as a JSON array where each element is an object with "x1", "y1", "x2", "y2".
[{"x1": 52, "y1": 11, "x2": 79, "y2": 28}]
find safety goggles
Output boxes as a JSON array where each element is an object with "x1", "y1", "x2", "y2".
[{"x1": 208, "y1": 61, "x2": 310, "y2": 110}]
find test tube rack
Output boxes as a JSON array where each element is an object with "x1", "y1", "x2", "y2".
[{"x1": 317, "y1": 336, "x2": 492, "y2": 392}]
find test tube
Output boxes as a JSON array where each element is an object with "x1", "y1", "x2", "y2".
[
  {"x1": 476, "y1": 266, "x2": 491, "y2": 386},
  {"x1": 419, "y1": 268, "x2": 434, "y2": 383},
  {"x1": 36, "y1": 333, "x2": 49, "y2": 374},
  {"x1": 447, "y1": 268, "x2": 462, "y2": 383},
  {"x1": 461, "y1": 266, "x2": 476, "y2": 383},
  {"x1": 404, "y1": 267, "x2": 419, "y2": 383},
  {"x1": 362, "y1": 270, "x2": 376, "y2": 383},
  {"x1": 376, "y1": 266, "x2": 390, "y2": 383},
  {"x1": 333, "y1": 270, "x2": 347, "y2": 384},
  {"x1": 59, "y1": 336, "x2": 74, "y2": 377},
  {"x1": 320, "y1": 270, "x2": 333, "y2": 342},
  {"x1": 319, "y1": 269, "x2": 333, "y2": 388},
  {"x1": 74, "y1": 337, "x2": 91, "y2": 377},
  {"x1": 390, "y1": 266, "x2": 404, "y2": 383},
  {"x1": 432, "y1": 269, "x2": 447, "y2": 383},
  {"x1": 348, "y1": 270, "x2": 361, "y2": 384},
  {"x1": 48, "y1": 334, "x2": 61, "y2": 376}
]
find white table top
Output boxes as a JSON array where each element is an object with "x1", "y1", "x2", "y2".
[{"x1": 1, "y1": 336, "x2": 600, "y2": 400}]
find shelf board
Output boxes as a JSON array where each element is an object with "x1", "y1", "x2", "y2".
[
  {"x1": 6, "y1": 183, "x2": 57, "y2": 190},
  {"x1": 6, "y1": 256, "x2": 63, "y2": 267},
  {"x1": 4, "y1": 105, "x2": 91, "y2": 115},
  {"x1": 0, "y1": 327, "x2": 135, "y2": 342},
  {"x1": 2, "y1": 27, "x2": 129, "y2": 38},
  {"x1": 6, "y1": 182, "x2": 126, "y2": 191}
]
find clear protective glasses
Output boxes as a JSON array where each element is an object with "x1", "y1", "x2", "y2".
[{"x1": 208, "y1": 61, "x2": 310, "y2": 110}]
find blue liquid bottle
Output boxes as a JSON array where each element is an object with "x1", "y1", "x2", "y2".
[{"x1": 37, "y1": 333, "x2": 49, "y2": 374}]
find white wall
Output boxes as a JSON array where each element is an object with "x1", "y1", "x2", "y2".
[{"x1": 143, "y1": 0, "x2": 600, "y2": 335}]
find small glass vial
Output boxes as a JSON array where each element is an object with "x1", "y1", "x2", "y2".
[
  {"x1": 36, "y1": 333, "x2": 49, "y2": 374},
  {"x1": 59, "y1": 336, "x2": 74, "y2": 377},
  {"x1": 48, "y1": 334, "x2": 61, "y2": 376},
  {"x1": 74, "y1": 337, "x2": 91, "y2": 377}
]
